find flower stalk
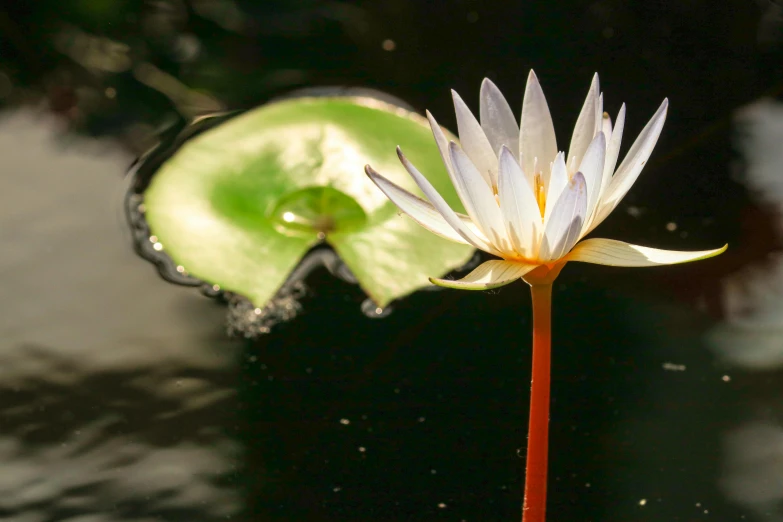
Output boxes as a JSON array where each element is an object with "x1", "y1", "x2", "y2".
[{"x1": 523, "y1": 281, "x2": 552, "y2": 522}]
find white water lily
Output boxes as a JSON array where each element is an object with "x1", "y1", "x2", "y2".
[{"x1": 365, "y1": 70, "x2": 726, "y2": 289}]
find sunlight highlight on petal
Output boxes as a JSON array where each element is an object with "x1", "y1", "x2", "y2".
[
  {"x1": 520, "y1": 70, "x2": 558, "y2": 186},
  {"x1": 567, "y1": 73, "x2": 600, "y2": 172},
  {"x1": 365, "y1": 165, "x2": 471, "y2": 244},
  {"x1": 480, "y1": 78, "x2": 520, "y2": 159},
  {"x1": 566, "y1": 238, "x2": 727, "y2": 266},
  {"x1": 540, "y1": 172, "x2": 587, "y2": 261},
  {"x1": 498, "y1": 146, "x2": 542, "y2": 256},
  {"x1": 430, "y1": 259, "x2": 536, "y2": 290},
  {"x1": 452, "y1": 90, "x2": 498, "y2": 189}
]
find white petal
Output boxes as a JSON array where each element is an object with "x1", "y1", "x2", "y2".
[
  {"x1": 584, "y1": 104, "x2": 627, "y2": 235},
  {"x1": 430, "y1": 259, "x2": 537, "y2": 290},
  {"x1": 448, "y1": 142, "x2": 509, "y2": 250},
  {"x1": 601, "y1": 109, "x2": 612, "y2": 139},
  {"x1": 602, "y1": 99, "x2": 668, "y2": 208},
  {"x1": 567, "y1": 73, "x2": 600, "y2": 173},
  {"x1": 577, "y1": 132, "x2": 606, "y2": 232},
  {"x1": 427, "y1": 110, "x2": 482, "y2": 223},
  {"x1": 519, "y1": 70, "x2": 558, "y2": 186},
  {"x1": 365, "y1": 164, "x2": 471, "y2": 244},
  {"x1": 394, "y1": 149, "x2": 497, "y2": 254},
  {"x1": 497, "y1": 146, "x2": 542, "y2": 256},
  {"x1": 600, "y1": 104, "x2": 626, "y2": 198},
  {"x1": 539, "y1": 172, "x2": 587, "y2": 261},
  {"x1": 566, "y1": 238, "x2": 727, "y2": 266},
  {"x1": 595, "y1": 92, "x2": 604, "y2": 137},
  {"x1": 426, "y1": 110, "x2": 455, "y2": 177},
  {"x1": 452, "y1": 90, "x2": 498, "y2": 189},
  {"x1": 544, "y1": 152, "x2": 568, "y2": 223},
  {"x1": 480, "y1": 78, "x2": 519, "y2": 159}
]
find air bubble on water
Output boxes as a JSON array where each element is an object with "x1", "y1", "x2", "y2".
[
  {"x1": 227, "y1": 281, "x2": 306, "y2": 338},
  {"x1": 361, "y1": 298, "x2": 393, "y2": 318}
]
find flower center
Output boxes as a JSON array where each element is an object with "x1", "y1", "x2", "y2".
[{"x1": 534, "y1": 173, "x2": 546, "y2": 218}]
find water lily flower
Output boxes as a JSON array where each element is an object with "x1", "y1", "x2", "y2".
[
  {"x1": 365, "y1": 70, "x2": 726, "y2": 522},
  {"x1": 365, "y1": 71, "x2": 725, "y2": 288}
]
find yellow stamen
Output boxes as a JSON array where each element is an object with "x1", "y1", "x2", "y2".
[{"x1": 534, "y1": 173, "x2": 546, "y2": 218}]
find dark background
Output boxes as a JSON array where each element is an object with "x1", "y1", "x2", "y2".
[{"x1": 1, "y1": 1, "x2": 782, "y2": 521}]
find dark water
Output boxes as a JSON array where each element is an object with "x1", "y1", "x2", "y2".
[{"x1": 1, "y1": 1, "x2": 783, "y2": 521}]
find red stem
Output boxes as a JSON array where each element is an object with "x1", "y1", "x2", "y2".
[{"x1": 522, "y1": 283, "x2": 552, "y2": 522}]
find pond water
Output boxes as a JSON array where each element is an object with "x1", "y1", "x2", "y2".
[{"x1": 1, "y1": 1, "x2": 782, "y2": 521}]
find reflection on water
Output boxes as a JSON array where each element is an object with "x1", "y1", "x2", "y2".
[
  {"x1": 0, "y1": 110, "x2": 242, "y2": 521},
  {"x1": 710, "y1": 100, "x2": 783, "y2": 521}
]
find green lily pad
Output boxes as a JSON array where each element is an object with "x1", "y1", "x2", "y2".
[{"x1": 143, "y1": 96, "x2": 474, "y2": 308}]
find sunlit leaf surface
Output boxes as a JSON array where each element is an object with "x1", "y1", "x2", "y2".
[{"x1": 144, "y1": 97, "x2": 474, "y2": 308}]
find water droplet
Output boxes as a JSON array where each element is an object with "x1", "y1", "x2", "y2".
[
  {"x1": 361, "y1": 298, "x2": 393, "y2": 318},
  {"x1": 722, "y1": 375, "x2": 731, "y2": 382},
  {"x1": 666, "y1": 222, "x2": 678, "y2": 232},
  {"x1": 269, "y1": 186, "x2": 367, "y2": 237}
]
